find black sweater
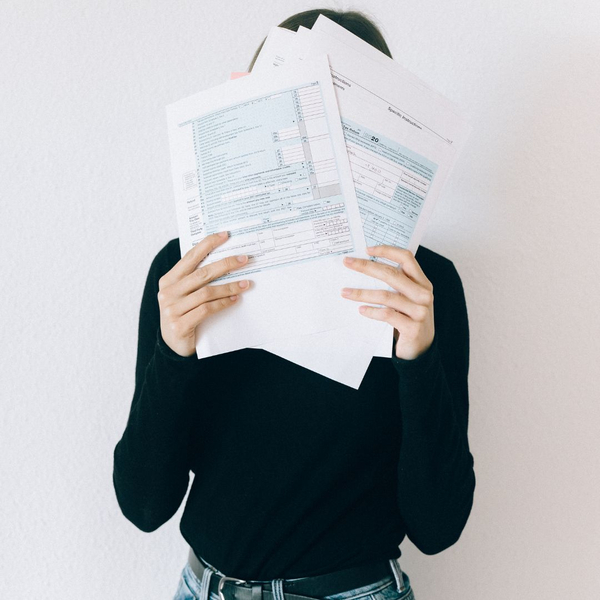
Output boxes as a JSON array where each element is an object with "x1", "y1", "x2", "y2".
[{"x1": 113, "y1": 238, "x2": 476, "y2": 580}]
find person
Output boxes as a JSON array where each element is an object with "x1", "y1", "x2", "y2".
[{"x1": 112, "y1": 9, "x2": 476, "y2": 600}]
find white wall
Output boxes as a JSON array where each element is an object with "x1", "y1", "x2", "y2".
[{"x1": 2, "y1": 0, "x2": 599, "y2": 598}]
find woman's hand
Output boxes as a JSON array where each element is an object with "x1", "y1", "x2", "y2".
[
  {"x1": 157, "y1": 232, "x2": 251, "y2": 357},
  {"x1": 341, "y1": 245, "x2": 435, "y2": 360}
]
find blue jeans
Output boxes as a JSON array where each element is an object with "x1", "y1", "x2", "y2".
[{"x1": 173, "y1": 558, "x2": 415, "y2": 600}]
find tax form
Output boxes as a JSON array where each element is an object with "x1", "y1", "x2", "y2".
[
  {"x1": 308, "y1": 16, "x2": 472, "y2": 254},
  {"x1": 267, "y1": 24, "x2": 471, "y2": 256},
  {"x1": 167, "y1": 55, "x2": 381, "y2": 359},
  {"x1": 252, "y1": 20, "x2": 471, "y2": 387}
]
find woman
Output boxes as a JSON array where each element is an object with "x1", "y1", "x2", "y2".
[{"x1": 113, "y1": 9, "x2": 476, "y2": 600}]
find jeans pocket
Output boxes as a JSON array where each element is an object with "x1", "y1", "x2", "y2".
[{"x1": 173, "y1": 576, "x2": 196, "y2": 600}]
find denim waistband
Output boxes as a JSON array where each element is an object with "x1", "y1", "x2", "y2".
[{"x1": 185, "y1": 554, "x2": 407, "y2": 600}]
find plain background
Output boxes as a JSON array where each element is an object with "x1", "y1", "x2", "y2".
[{"x1": 1, "y1": 0, "x2": 599, "y2": 598}]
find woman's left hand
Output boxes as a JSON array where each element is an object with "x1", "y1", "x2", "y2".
[{"x1": 341, "y1": 245, "x2": 435, "y2": 361}]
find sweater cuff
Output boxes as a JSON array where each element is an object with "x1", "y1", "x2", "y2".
[
  {"x1": 391, "y1": 334, "x2": 439, "y2": 376},
  {"x1": 155, "y1": 328, "x2": 200, "y2": 369},
  {"x1": 390, "y1": 335, "x2": 444, "y2": 414}
]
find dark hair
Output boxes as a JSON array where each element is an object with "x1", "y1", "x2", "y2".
[{"x1": 247, "y1": 9, "x2": 392, "y2": 72}]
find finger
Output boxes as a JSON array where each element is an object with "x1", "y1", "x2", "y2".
[
  {"x1": 343, "y1": 256, "x2": 432, "y2": 306},
  {"x1": 176, "y1": 253, "x2": 249, "y2": 298},
  {"x1": 341, "y1": 287, "x2": 430, "y2": 322},
  {"x1": 160, "y1": 232, "x2": 229, "y2": 289},
  {"x1": 357, "y1": 304, "x2": 415, "y2": 332},
  {"x1": 179, "y1": 293, "x2": 240, "y2": 331},
  {"x1": 174, "y1": 279, "x2": 251, "y2": 317},
  {"x1": 366, "y1": 245, "x2": 432, "y2": 290}
]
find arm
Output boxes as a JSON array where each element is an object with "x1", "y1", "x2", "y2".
[
  {"x1": 112, "y1": 242, "x2": 199, "y2": 532},
  {"x1": 113, "y1": 233, "x2": 252, "y2": 532},
  {"x1": 391, "y1": 260, "x2": 476, "y2": 554},
  {"x1": 342, "y1": 247, "x2": 475, "y2": 554}
]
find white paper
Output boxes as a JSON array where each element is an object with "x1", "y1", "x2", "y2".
[
  {"x1": 251, "y1": 29, "x2": 391, "y2": 386},
  {"x1": 311, "y1": 17, "x2": 437, "y2": 94},
  {"x1": 167, "y1": 55, "x2": 385, "y2": 359},
  {"x1": 295, "y1": 25, "x2": 472, "y2": 254},
  {"x1": 252, "y1": 26, "x2": 298, "y2": 71},
  {"x1": 257, "y1": 326, "x2": 393, "y2": 388},
  {"x1": 251, "y1": 22, "x2": 472, "y2": 255},
  {"x1": 255, "y1": 22, "x2": 471, "y2": 386}
]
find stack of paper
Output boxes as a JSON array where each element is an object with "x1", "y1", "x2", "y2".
[{"x1": 166, "y1": 15, "x2": 471, "y2": 389}]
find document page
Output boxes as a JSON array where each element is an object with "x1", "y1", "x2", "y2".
[
  {"x1": 187, "y1": 82, "x2": 353, "y2": 279},
  {"x1": 252, "y1": 23, "x2": 471, "y2": 386},
  {"x1": 252, "y1": 26, "x2": 298, "y2": 71},
  {"x1": 341, "y1": 117, "x2": 438, "y2": 257},
  {"x1": 294, "y1": 23, "x2": 471, "y2": 255},
  {"x1": 167, "y1": 55, "x2": 380, "y2": 359}
]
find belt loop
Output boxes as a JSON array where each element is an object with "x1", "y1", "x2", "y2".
[
  {"x1": 200, "y1": 563, "x2": 216, "y2": 600},
  {"x1": 272, "y1": 578, "x2": 285, "y2": 600},
  {"x1": 388, "y1": 559, "x2": 406, "y2": 593}
]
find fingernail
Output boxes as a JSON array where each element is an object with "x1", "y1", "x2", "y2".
[
  {"x1": 239, "y1": 280, "x2": 249, "y2": 289},
  {"x1": 236, "y1": 255, "x2": 247, "y2": 263},
  {"x1": 341, "y1": 288, "x2": 352, "y2": 297},
  {"x1": 218, "y1": 231, "x2": 228, "y2": 238},
  {"x1": 344, "y1": 256, "x2": 354, "y2": 264}
]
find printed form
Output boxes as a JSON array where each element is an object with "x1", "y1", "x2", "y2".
[
  {"x1": 167, "y1": 55, "x2": 380, "y2": 359},
  {"x1": 253, "y1": 19, "x2": 471, "y2": 387},
  {"x1": 309, "y1": 15, "x2": 471, "y2": 254},
  {"x1": 188, "y1": 82, "x2": 350, "y2": 278}
]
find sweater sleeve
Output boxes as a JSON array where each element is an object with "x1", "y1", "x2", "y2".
[
  {"x1": 391, "y1": 259, "x2": 476, "y2": 555},
  {"x1": 113, "y1": 241, "x2": 200, "y2": 532}
]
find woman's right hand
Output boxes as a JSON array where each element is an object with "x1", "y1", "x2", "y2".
[{"x1": 157, "y1": 231, "x2": 250, "y2": 357}]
